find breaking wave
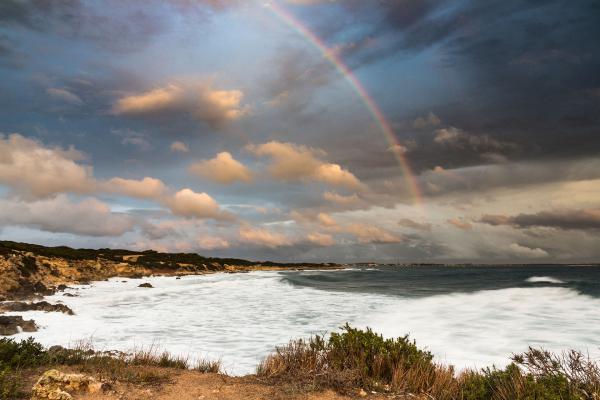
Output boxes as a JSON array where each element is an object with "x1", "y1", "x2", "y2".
[{"x1": 8, "y1": 270, "x2": 600, "y2": 375}]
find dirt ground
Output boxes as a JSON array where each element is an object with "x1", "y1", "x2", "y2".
[{"x1": 24, "y1": 366, "x2": 403, "y2": 400}]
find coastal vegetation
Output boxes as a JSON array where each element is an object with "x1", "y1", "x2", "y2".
[
  {"x1": 1, "y1": 327, "x2": 599, "y2": 399},
  {"x1": 0, "y1": 240, "x2": 327, "y2": 269},
  {"x1": 0, "y1": 337, "x2": 221, "y2": 399},
  {"x1": 257, "y1": 324, "x2": 600, "y2": 399}
]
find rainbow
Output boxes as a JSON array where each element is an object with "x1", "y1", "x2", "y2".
[{"x1": 260, "y1": 1, "x2": 423, "y2": 206}]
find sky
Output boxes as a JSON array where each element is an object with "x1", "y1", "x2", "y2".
[{"x1": 0, "y1": 0, "x2": 599, "y2": 263}]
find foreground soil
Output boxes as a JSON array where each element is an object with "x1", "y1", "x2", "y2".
[{"x1": 20, "y1": 366, "x2": 396, "y2": 400}]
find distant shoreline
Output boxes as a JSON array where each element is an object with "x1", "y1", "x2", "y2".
[
  {"x1": 0, "y1": 240, "x2": 344, "y2": 302},
  {"x1": 0, "y1": 240, "x2": 343, "y2": 336}
]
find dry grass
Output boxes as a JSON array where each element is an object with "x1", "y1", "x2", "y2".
[
  {"x1": 194, "y1": 358, "x2": 222, "y2": 373},
  {"x1": 0, "y1": 337, "x2": 222, "y2": 399},
  {"x1": 257, "y1": 326, "x2": 600, "y2": 400}
]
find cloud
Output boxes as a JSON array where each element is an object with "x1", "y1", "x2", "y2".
[
  {"x1": 263, "y1": 46, "x2": 335, "y2": 112},
  {"x1": 0, "y1": 0, "x2": 239, "y2": 53},
  {"x1": 307, "y1": 232, "x2": 335, "y2": 246},
  {"x1": 0, "y1": 133, "x2": 95, "y2": 198},
  {"x1": 46, "y1": 88, "x2": 83, "y2": 105},
  {"x1": 341, "y1": 223, "x2": 403, "y2": 244},
  {"x1": 290, "y1": 210, "x2": 337, "y2": 227},
  {"x1": 284, "y1": 0, "x2": 326, "y2": 4},
  {"x1": 113, "y1": 85, "x2": 180, "y2": 115},
  {"x1": 480, "y1": 208, "x2": 600, "y2": 231},
  {"x1": 323, "y1": 191, "x2": 361, "y2": 206},
  {"x1": 198, "y1": 235, "x2": 230, "y2": 250},
  {"x1": 0, "y1": 195, "x2": 134, "y2": 237},
  {"x1": 238, "y1": 225, "x2": 292, "y2": 248},
  {"x1": 165, "y1": 188, "x2": 230, "y2": 220},
  {"x1": 314, "y1": 164, "x2": 363, "y2": 190},
  {"x1": 188, "y1": 152, "x2": 252, "y2": 184},
  {"x1": 419, "y1": 158, "x2": 600, "y2": 199},
  {"x1": 398, "y1": 218, "x2": 432, "y2": 231},
  {"x1": 170, "y1": 141, "x2": 189, "y2": 153},
  {"x1": 447, "y1": 218, "x2": 473, "y2": 230},
  {"x1": 113, "y1": 129, "x2": 151, "y2": 151},
  {"x1": 103, "y1": 177, "x2": 166, "y2": 199},
  {"x1": 247, "y1": 141, "x2": 364, "y2": 189},
  {"x1": 508, "y1": 243, "x2": 549, "y2": 259},
  {"x1": 112, "y1": 82, "x2": 247, "y2": 128},
  {"x1": 317, "y1": 212, "x2": 337, "y2": 227},
  {"x1": 413, "y1": 112, "x2": 440, "y2": 129},
  {"x1": 434, "y1": 127, "x2": 517, "y2": 154}
]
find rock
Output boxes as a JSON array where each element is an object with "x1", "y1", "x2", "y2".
[
  {"x1": 56, "y1": 284, "x2": 69, "y2": 291},
  {"x1": 63, "y1": 293, "x2": 77, "y2": 297},
  {"x1": 358, "y1": 388, "x2": 368, "y2": 397},
  {"x1": 0, "y1": 315, "x2": 37, "y2": 336},
  {"x1": 31, "y1": 369, "x2": 109, "y2": 400},
  {"x1": 138, "y1": 282, "x2": 153, "y2": 288},
  {"x1": 0, "y1": 301, "x2": 74, "y2": 315}
]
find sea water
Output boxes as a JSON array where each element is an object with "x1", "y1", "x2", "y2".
[{"x1": 8, "y1": 265, "x2": 600, "y2": 375}]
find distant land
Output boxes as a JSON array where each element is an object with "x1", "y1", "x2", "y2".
[{"x1": 0, "y1": 240, "x2": 341, "y2": 302}]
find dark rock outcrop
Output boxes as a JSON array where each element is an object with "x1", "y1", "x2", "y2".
[
  {"x1": 138, "y1": 283, "x2": 153, "y2": 288},
  {"x1": 0, "y1": 301, "x2": 74, "y2": 315},
  {"x1": 0, "y1": 315, "x2": 37, "y2": 336}
]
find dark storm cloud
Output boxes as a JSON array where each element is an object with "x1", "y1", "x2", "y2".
[
  {"x1": 0, "y1": 0, "x2": 238, "y2": 53},
  {"x1": 262, "y1": 46, "x2": 336, "y2": 114},
  {"x1": 0, "y1": 0, "x2": 80, "y2": 28},
  {"x1": 480, "y1": 208, "x2": 600, "y2": 231},
  {"x1": 293, "y1": 0, "x2": 600, "y2": 171}
]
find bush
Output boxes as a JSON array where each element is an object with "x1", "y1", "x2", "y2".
[
  {"x1": 0, "y1": 337, "x2": 46, "y2": 369},
  {"x1": 258, "y1": 324, "x2": 434, "y2": 392},
  {"x1": 258, "y1": 327, "x2": 600, "y2": 399},
  {"x1": 0, "y1": 337, "x2": 219, "y2": 397}
]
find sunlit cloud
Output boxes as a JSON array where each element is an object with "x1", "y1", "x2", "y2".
[
  {"x1": 113, "y1": 81, "x2": 248, "y2": 128},
  {"x1": 189, "y1": 152, "x2": 252, "y2": 184},
  {"x1": 247, "y1": 141, "x2": 364, "y2": 190}
]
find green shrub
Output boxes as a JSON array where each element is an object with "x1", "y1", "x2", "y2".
[
  {"x1": 258, "y1": 327, "x2": 600, "y2": 399},
  {"x1": 0, "y1": 367, "x2": 19, "y2": 400},
  {"x1": 258, "y1": 324, "x2": 434, "y2": 391},
  {"x1": 0, "y1": 337, "x2": 46, "y2": 369}
]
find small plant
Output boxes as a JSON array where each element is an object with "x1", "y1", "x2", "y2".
[{"x1": 194, "y1": 358, "x2": 222, "y2": 373}]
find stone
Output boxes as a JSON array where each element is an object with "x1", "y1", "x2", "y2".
[
  {"x1": 0, "y1": 315, "x2": 37, "y2": 336},
  {"x1": 0, "y1": 301, "x2": 74, "y2": 315},
  {"x1": 138, "y1": 282, "x2": 153, "y2": 288},
  {"x1": 31, "y1": 369, "x2": 108, "y2": 400}
]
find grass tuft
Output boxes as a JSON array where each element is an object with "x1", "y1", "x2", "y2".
[{"x1": 194, "y1": 358, "x2": 222, "y2": 373}]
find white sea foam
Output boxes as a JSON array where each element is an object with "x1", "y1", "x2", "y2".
[
  {"x1": 8, "y1": 271, "x2": 600, "y2": 375},
  {"x1": 526, "y1": 276, "x2": 565, "y2": 284}
]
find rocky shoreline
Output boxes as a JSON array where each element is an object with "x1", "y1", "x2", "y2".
[{"x1": 0, "y1": 240, "x2": 342, "y2": 336}]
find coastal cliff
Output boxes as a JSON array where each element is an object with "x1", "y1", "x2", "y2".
[{"x1": 0, "y1": 240, "x2": 340, "y2": 301}]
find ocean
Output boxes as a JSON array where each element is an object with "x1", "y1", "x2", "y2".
[{"x1": 8, "y1": 265, "x2": 600, "y2": 375}]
